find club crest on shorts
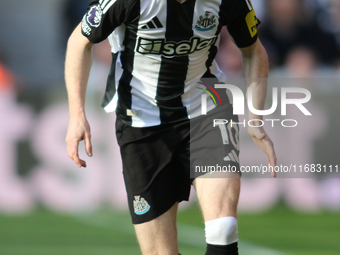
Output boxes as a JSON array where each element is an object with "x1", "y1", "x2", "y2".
[
  {"x1": 133, "y1": 196, "x2": 150, "y2": 215},
  {"x1": 86, "y1": 5, "x2": 102, "y2": 27},
  {"x1": 195, "y1": 11, "x2": 216, "y2": 31}
]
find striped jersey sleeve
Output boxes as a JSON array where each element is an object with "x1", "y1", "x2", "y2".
[{"x1": 81, "y1": 0, "x2": 137, "y2": 43}]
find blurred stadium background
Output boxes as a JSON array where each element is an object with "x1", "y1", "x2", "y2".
[{"x1": 1, "y1": 0, "x2": 340, "y2": 254}]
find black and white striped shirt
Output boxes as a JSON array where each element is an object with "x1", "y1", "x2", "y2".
[{"x1": 81, "y1": 0, "x2": 259, "y2": 127}]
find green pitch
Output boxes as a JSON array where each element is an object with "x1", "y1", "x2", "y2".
[{"x1": 0, "y1": 204, "x2": 339, "y2": 255}]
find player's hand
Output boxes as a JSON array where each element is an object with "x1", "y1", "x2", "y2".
[
  {"x1": 247, "y1": 125, "x2": 277, "y2": 178},
  {"x1": 65, "y1": 115, "x2": 93, "y2": 168}
]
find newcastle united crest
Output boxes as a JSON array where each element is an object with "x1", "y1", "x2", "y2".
[
  {"x1": 133, "y1": 196, "x2": 150, "y2": 215},
  {"x1": 195, "y1": 11, "x2": 216, "y2": 31}
]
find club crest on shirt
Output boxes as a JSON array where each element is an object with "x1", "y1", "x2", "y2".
[
  {"x1": 86, "y1": 5, "x2": 102, "y2": 28},
  {"x1": 133, "y1": 196, "x2": 150, "y2": 215},
  {"x1": 195, "y1": 11, "x2": 216, "y2": 31}
]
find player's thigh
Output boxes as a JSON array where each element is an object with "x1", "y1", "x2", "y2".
[
  {"x1": 194, "y1": 173, "x2": 240, "y2": 221},
  {"x1": 134, "y1": 202, "x2": 179, "y2": 255}
]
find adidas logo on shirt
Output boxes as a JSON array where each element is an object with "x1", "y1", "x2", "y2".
[{"x1": 141, "y1": 16, "x2": 163, "y2": 29}]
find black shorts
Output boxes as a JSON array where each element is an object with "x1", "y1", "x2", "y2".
[{"x1": 115, "y1": 104, "x2": 240, "y2": 224}]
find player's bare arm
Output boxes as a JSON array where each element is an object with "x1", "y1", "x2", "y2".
[
  {"x1": 240, "y1": 38, "x2": 277, "y2": 177},
  {"x1": 65, "y1": 23, "x2": 94, "y2": 168}
]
